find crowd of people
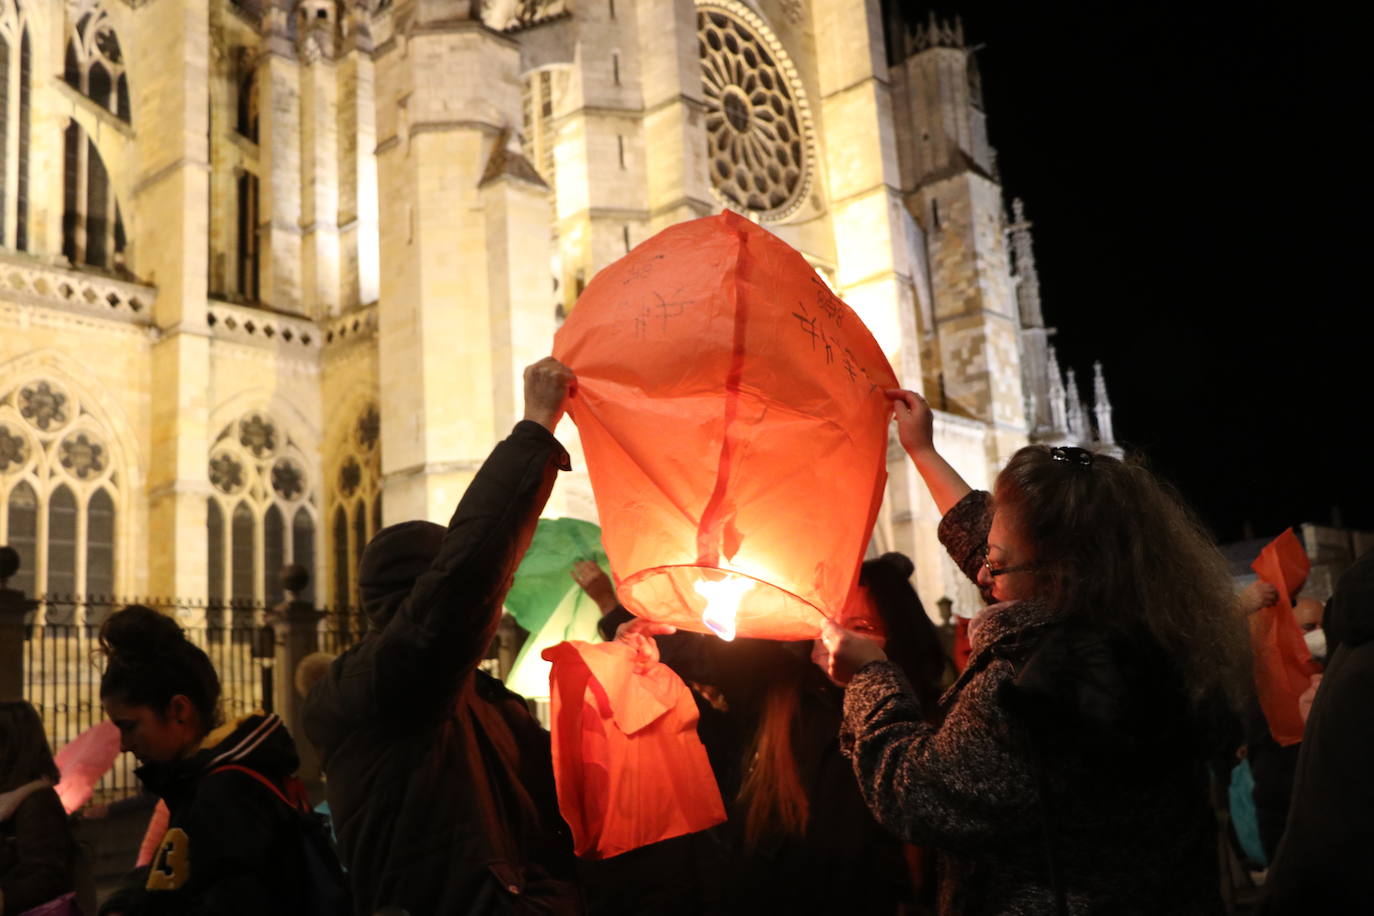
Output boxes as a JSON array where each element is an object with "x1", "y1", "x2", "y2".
[{"x1": 2, "y1": 356, "x2": 1369, "y2": 915}]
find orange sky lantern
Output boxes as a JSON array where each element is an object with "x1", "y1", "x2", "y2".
[
  {"x1": 1250, "y1": 528, "x2": 1319, "y2": 746},
  {"x1": 553, "y1": 211, "x2": 898, "y2": 641}
]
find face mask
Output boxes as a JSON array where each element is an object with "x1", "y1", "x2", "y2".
[{"x1": 1304, "y1": 628, "x2": 1327, "y2": 661}]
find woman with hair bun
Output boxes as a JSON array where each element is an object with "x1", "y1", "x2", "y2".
[
  {"x1": 817, "y1": 390, "x2": 1250, "y2": 915},
  {"x1": 96, "y1": 605, "x2": 334, "y2": 916}
]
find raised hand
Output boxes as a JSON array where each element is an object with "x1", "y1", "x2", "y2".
[
  {"x1": 523, "y1": 357, "x2": 577, "y2": 432},
  {"x1": 571, "y1": 560, "x2": 619, "y2": 614},
  {"x1": 885, "y1": 388, "x2": 935, "y2": 456}
]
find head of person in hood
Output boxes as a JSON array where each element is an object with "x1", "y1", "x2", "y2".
[
  {"x1": 358, "y1": 520, "x2": 449, "y2": 632},
  {"x1": 99, "y1": 605, "x2": 222, "y2": 764}
]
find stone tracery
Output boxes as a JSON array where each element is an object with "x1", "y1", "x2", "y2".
[
  {"x1": 0, "y1": 377, "x2": 120, "y2": 604},
  {"x1": 697, "y1": 1, "x2": 814, "y2": 221},
  {"x1": 327, "y1": 400, "x2": 381, "y2": 609},
  {"x1": 207, "y1": 410, "x2": 316, "y2": 605},
  {"x1": 63, "y1": 1, "x2": 129, "y2": 122}
]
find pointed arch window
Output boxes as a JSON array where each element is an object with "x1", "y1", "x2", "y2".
[
  {"x1": 64, "y1": 9, "x2": 129, "y2": 122},
  {"x1": 292, "y1": 506, "x2": 315, "y2": 603},
  {"x1": 47, "y1": 485, "x2": 77, "y2": 600},
  {"x1": 86, "y1": 489, "x2": 114, "y2": 597},
  {"x1": 264, "y1": 504, "x2": 285, "y2": 604},
  {"x1": 231, "y1": 502, "x2": 254, "y2": 601},
  {"x1": 327, "y1": 402, "x2": 382, "y2": 609},
  {"x1": 0, "y1": 6, "x2": 33, "y2": 251},
  {"x1": 62, "y1": 121, "x2": 124, "y2": 271},
  {"x1": 236, "y1": 171, "x2": 260, "y2": 300},
  {"x1": 0, "y1": 378, "x2": 123, "y2": 620},
  {"x1": 236, "y1": 68, "x2": 259, "y2": 142},
  {"x1": 5, "y1": 479, "x2": 36, "y2": 596},
  {"x1": 206, "y1": 410, "x2": 318, "y2": 610},
  {"x1": 207, "y1": 498, "x2": 225, "y2": 602},
  {"x1": 331, "y1": 505, "x2": 348, "y2": 610}
]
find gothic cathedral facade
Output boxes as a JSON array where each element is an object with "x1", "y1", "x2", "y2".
[{"x1": 0, "y1": 0, "x2": 1113, "y2": 626}]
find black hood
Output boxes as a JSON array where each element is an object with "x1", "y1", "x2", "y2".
[
  {"x1": 358, "y1": 520, "x2": 447, "y2": 630},
  {"x1": 136, "y1": 713, "x2": 299, "y2": 803},
  {"x1": 1324, "y1": 548, "x2": 1374, "y2": 654}
]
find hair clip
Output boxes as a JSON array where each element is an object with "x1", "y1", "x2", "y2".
[{"x1": 1050, "y1": 446, "x2": 1094, "y2": 467}]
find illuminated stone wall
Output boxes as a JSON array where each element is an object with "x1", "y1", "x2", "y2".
[{"x1": 2, "y1": 0, "x2": 1077, "y2": 625}]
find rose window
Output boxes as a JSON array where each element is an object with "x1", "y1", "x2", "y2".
[{"x1": 698, "y1": 2, "x2": 813, "y2": 220}]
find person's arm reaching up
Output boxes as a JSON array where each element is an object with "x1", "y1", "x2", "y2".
[
  {"x1": 372, "y1": 358, "x2": 575, "y2": 717},
  {"x1": 886, "y1": 389, "x2": 971, "y2": 515}
]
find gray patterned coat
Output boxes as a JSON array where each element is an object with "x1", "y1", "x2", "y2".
[{"x1": 840, "y1": 491, "x2": 1225, "y2": 915}]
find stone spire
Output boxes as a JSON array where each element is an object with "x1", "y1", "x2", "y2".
[
  {"x1": 1065, "y1": 367, "x2": 1087, "y2": 442},
  {"x1": 1008, "y1": 198, "x2": 1044, "y2": 329},
  {"x1": 1047, "y1": 345, "x2": 1067, "y2": 434},
  {"x1": 1092, "y1": 361, "x2": 1115, "y2": 446},
  {"x1": 909, "y1": 11, "x2": 966, "y2": 53}
]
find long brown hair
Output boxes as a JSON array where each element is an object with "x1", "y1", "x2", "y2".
[
  {"x1": 739, "y1": 680, "x2": 808, "y2": 847},
  {"x1": 994, "y1": 446, "x2": 1251, "y2": 709},
  {"x1": 0, "y1": 701, "x2": 60, "y2": 792},
  {"x1": 737, "y1": 556, "x2": 952, "y2": 846}
]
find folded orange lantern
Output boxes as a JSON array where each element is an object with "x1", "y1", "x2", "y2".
[
  {"x1": 542, "y1": 640, "x2": 726, "y2": 859},
  {"x1": 553, "y1": 210, "x2": 897, "y2": 641},
  {"x1": 1249, "y1": 528, "x2": 1318, "y2": 746}
]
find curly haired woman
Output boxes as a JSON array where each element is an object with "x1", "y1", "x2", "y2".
[{"x1": 816, "y1": 389, "x2": 1250, "y2": 915}]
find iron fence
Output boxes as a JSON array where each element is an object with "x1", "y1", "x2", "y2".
[
  {"x1": 17, "y1": 594, "x2": 521, "y2": 805},
  {"x1": 21, "y1": 596, "x2": 365, "y2": 804},
  {"x1": 318, "y1": 607, "x2": 367, "y2": 657}
]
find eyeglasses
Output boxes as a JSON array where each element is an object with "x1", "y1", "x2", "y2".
[{"x1": 981, "y1": 546, "x2": 1038, "y2": 578}]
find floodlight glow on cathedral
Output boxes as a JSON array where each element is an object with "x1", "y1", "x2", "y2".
[{"x1": 0, "y1": 0, "x2": 1113, "y2": 627}]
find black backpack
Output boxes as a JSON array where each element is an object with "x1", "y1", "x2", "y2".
[{"x1": 211, "y1": 765, "x2": 351, "y2": 916}]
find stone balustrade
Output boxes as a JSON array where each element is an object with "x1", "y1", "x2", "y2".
[
  {"x1": 207, "y1": 299, "x2": 321, "y2": 349},
  {"x1": 323, "y1": 301, "x2": 378, "y2": 346},
  {"x1": 0, "y1": 251, "x2": 154, "y2": 328}
]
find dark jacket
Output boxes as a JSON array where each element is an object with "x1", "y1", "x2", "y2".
[
  {"x1": 100, "y1": 713, "x2": 314, "y2": 916},
  {"x1": 1262, "y1": 548, "x2": 1374, "y2": 913},
  {"x1": 303, "y1": 421, "x2": 579, "y2": 916},
  {"x1": 1, "y1": 784, "x2": 75, "y2": 914},
  {"x1": 595, "y1": 607, "x2": 913, "y2": 915},
  {"x1": 840, "y1": 490, "x2": 1225, "y2": 915}
]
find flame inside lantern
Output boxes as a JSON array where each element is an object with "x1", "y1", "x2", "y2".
[{"x1": 694, "y1": 574, "x2": 755, "y2": 642}]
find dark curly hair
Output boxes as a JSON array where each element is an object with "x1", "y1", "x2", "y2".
[
  {"x1": 98, "y1": 605, "x2": 222, "y2": 733},
  {"x1": 994, "y1": 446, "x2": 1251, "y2": 709}
]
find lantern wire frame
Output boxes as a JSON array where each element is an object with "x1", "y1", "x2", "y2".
[{"x1": 619, "y1": 563, "x2": 829, "y2": 642}]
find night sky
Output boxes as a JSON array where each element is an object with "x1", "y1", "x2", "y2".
[{"x1": 887, "y1": 1, "x2": 1366, "y2": 543}]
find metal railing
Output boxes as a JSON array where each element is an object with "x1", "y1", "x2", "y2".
[
  {"x1": 3, "y1": 567, "x2": 520, "y2": 806},
  {"x1": 21, "y1": 596, "x2": 299, "y2": 803},
  {"x1": 13, "y1": 590, "x2": 365, "y2": 807}
]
